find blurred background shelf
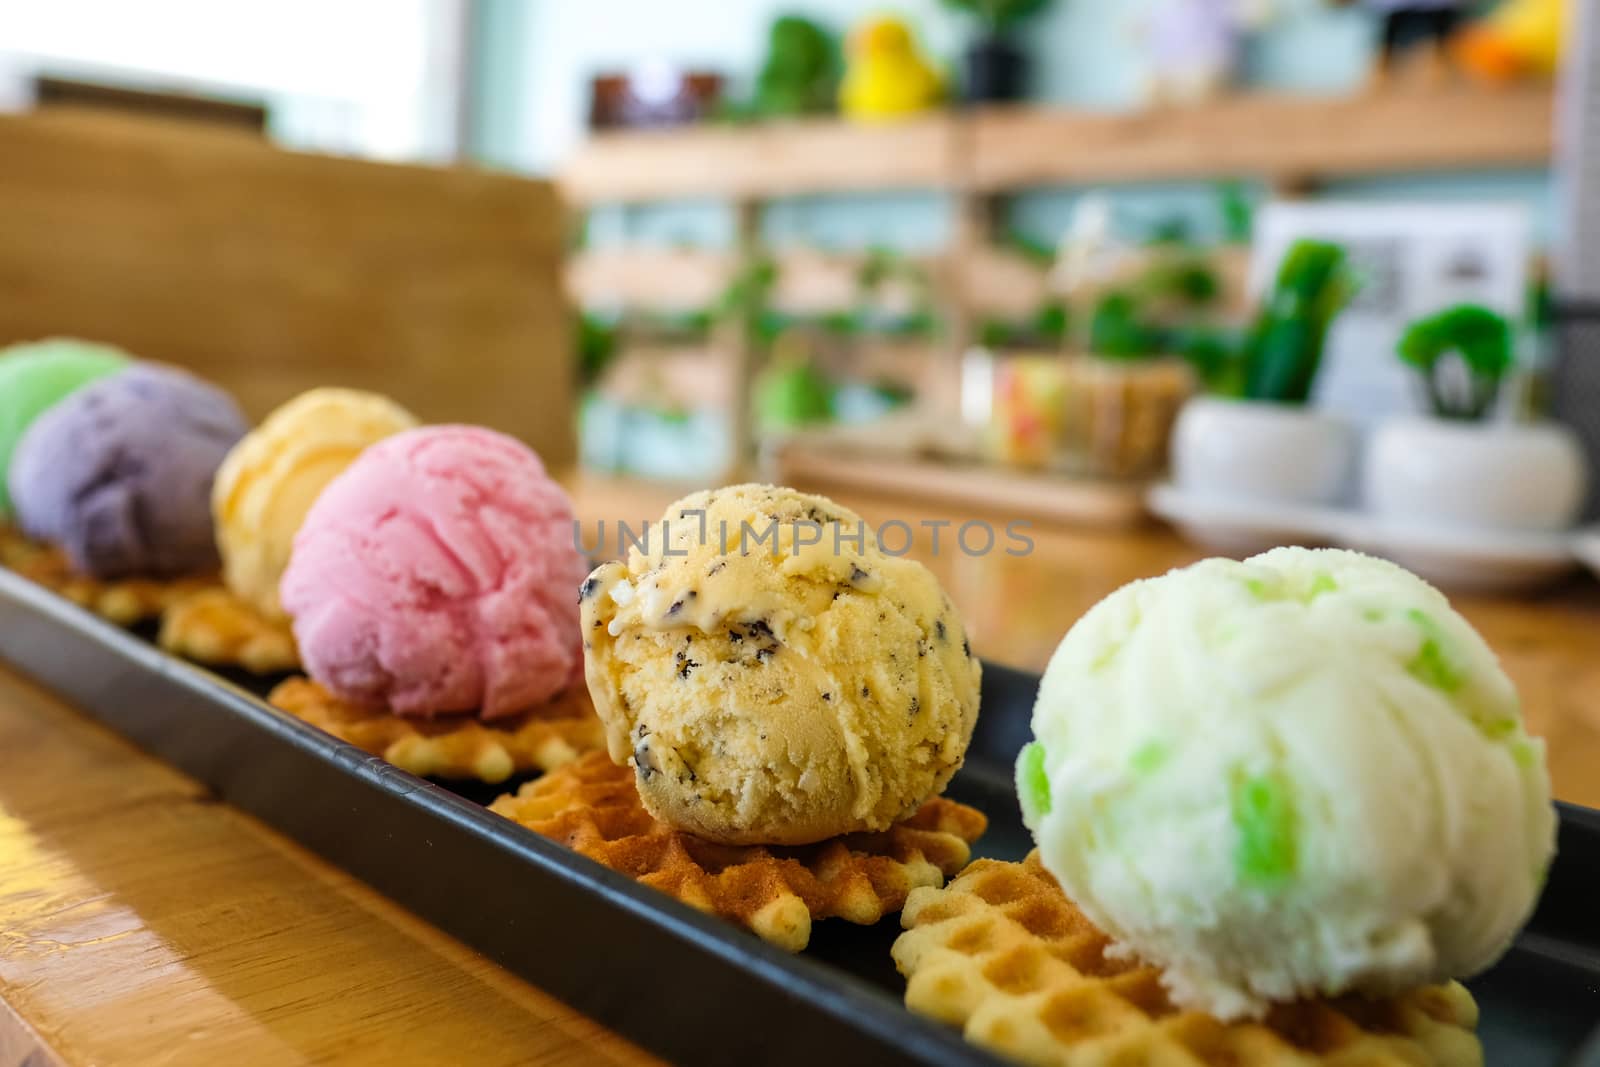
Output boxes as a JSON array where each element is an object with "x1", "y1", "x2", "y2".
[
  {"x1": 562, "y1": 113, "x2": 958, "y2": 203},
  {"x1": 562, "y1": 87, "x2": 1554, "y2": 205},
  {"x1": 569, "y1": 243, "x2": 1253, "y2": 319},
  {"x1": 968, "y1": 86, "x2": 1555, "y2": 191}
]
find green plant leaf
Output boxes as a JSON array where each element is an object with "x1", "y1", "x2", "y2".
[
  {"x1": 1396, "y1": 304, "x2": 1512, "y2": 420},
  {"x1": 939, "y1": 0, "x2": 1053, "y2": 32},
  {"x1": 1239, "y1": 240, "x2": 1356, "y2": 403}
]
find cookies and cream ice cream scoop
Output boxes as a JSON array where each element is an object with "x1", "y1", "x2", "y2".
[
  {"x1": 1017, "y1": 546, "x2": 1555, "y2": 1020},
  {"x1": 581, "y1": 484, "x2": 981, "y2": 846}
]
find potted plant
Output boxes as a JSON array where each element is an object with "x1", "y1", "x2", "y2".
[
  {"x1": 752, "y1": 15, "x2": 839, "y2": 118},
  {"x1": 1171, "y1": 239, "x2": 1360, "y2": 505},
  {"x1": 1364, "y1": 304, "x2": 1589, "y2": 532},
  {"x1": 940, "y1": 0, "x2": 1052, "y2": 103}
]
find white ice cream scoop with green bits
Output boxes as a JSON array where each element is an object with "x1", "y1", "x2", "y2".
[{"x1": 1017, "y1": 547, "x2": 1555, "y2": 1020}]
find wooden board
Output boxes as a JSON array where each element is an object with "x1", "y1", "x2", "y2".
[
  {"x1": 561, "y1": 115, "x2": 959, "y2": 204},
  {"x1": 0, "y1": 111, "x2": 575, "y2": 469},
  {"x1": 969, "y1": 86, "x2": 1555, "y2": 190},
  {"x1": 773, "y1": 443, "x2": 1149, "y2": 530}
]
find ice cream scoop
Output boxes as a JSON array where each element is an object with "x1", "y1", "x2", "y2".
[
  {"x1": 213, "y1": 387, "x2": 417, "y2": 620},
  {"x1": 1017, "y1": 546, "x2": 1555, "y2": 1020},
  {"x1": 582, "y1": 484, "x2": 981, "y2": 846},
  {"x1": 9, "y1": 363, "x2": 247, "y2": 579},
  {"x1": 0, "y1": 338, "x2": 130, "y2": 518},
  {"x1": 280, "y1": 425, "x2": 586, "y2": 720}
]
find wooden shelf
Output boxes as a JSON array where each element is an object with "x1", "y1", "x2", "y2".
[
  {"x1": 562, "y1": 87, "x2": 1554, "y2": 205},
  {"x1": 568, "y1": 247, "x2": 735, "y2": 310},
  {"x1": 570, "y1": 246, "x2": 941, "y2": 314},
  {"x1": 565, "y1": 85, "x2": 1556, "y2": 487},
  {"x1": 562, "y1": 115, "x2": 958, "y2": 204},
  {"x1": 569, "y1": 243, "x2": 1253, "y2": 318},
  {"x1": 969, "y1": 86, "x2": 1555, "y2": 190}
]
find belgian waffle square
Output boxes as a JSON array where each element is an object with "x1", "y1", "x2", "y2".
[
  {"x1": 488, "y1": 751, "x2": 988, "y2": 952},
  {"x1": 159, "y1": 587, "x2": 300, "y2": 674},
  {"x1": 269, "y1": 677, "x2": 604, "y2": 785},
  {"x1": 892, "y1": 852, "x2": 1483, "y2": 1067},
  {"x1": 1, "y1": 526, "x2": 215, "y2": 627}
]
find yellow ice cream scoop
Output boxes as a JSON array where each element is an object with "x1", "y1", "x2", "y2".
[
  {"x1": 582, "y1": 484, "x2": 981, "y2": 846},
  {"x1": 212, "y1": 387, "x2": 417, "y2": 620}
]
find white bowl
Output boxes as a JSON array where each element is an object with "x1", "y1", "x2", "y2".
[
  {"x1": 1172, "y1": 397, "x2": 1357, "y2": 505},
  {"x1": 1364, "y1": 418, "x2": 1590, "y2": 533}
]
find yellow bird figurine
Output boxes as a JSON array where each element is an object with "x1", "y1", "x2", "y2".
[
  {"x1": 839, "y1": 16, "x2": 944, "y2": 122},
  {"x1": 1454, "y1": 0, "x2": 1565, "y2": 82}
]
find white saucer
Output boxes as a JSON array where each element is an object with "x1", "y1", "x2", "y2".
[
  {"x1": 1147, "y1": 484, "x2": 1348, "y2": 555},
  {"x1": 1150, "y1": 483, "x2": 1586, "y2": 593},
  {"x1": 1341, "y1": 517, "x2": 1579, "y2": 594}
]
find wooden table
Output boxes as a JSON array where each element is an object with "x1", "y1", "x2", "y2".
[{"x1": 3, "y1": 477, "x2": 1598, "y2": 1065}]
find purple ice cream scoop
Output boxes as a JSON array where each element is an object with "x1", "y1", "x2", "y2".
[{"x1": 8, "y1": 363, "x2": 248, "y2": 578}]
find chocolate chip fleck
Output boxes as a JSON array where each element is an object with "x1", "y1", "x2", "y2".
[
  {"x1": 707, "y1": 560, "x2": 726, "y2": 576},
  {"x1": 579, "y1": 576, "x2": 599, "y2": 602},
  {"x1": 666, "y1": 599, "x2": 684, "y2": 617},
  {"x1": 729, "y1": 630, "x2": 743, "y2": 643},
  {"x1": 936, "y1": 619, "x2": 947, "y2": 642},
  {"x1": 822, "y1": 692, "x2": 832, "y2": 702},
  {"x1": 676, "y1": 651, "x2": 700, "y2": 679}
]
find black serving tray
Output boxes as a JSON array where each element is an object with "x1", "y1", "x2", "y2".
[{"x1": 1, "y1": 566, "x2": 1597, "y2": 1066}]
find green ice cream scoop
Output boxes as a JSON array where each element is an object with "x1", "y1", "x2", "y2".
[
  {"x1": 0, "y1": 338, "x2": 131, "y2": 518},
  {"x1": 1017, "y1": 546, "x2": 1555, "y2": 1021}
]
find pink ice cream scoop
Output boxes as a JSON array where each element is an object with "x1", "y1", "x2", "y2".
[{"x1": 280, "y1": 425, "x2": 586, "y2": 720}]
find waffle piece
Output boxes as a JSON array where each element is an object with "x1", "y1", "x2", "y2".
[
  {"x1": 159, "y1": 587, "x2": 300, "y2": 674},
  {"x1": 269, "y1": 677, "x2": 604, "y2": 784},
  {"x1": 1, "y1": 528, "x2": 215, "y2": 626},
  {"x1": 489, "y1": 751, "x2": 988, "y2": 952},
  {"x1": 0, "y1": 524, "x2": 38, "y2": 568},
  {"x1": 892, "y1": 853, "x2": 1482, "y2": 1067}
]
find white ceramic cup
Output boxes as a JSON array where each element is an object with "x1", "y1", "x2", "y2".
[
  {"x1": 1172, "y1": 397, "x2": 1357, "y2": 505},
  {"x1": 1364, "y1": 417, "x2": 1590, "y2": 533}
]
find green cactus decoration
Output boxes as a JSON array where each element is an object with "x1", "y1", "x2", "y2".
[{"x1": 1239, "y1": 239, "x2": 1357, "y2": 404}]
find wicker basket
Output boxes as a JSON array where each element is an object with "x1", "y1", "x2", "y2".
[{"x1": 987, "y1": 352, "x2": 1194, "y2": 479}]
